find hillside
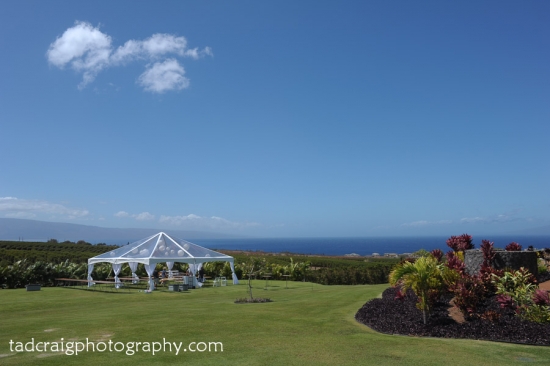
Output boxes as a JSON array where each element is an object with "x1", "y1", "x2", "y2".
[{"x1": 0, "y1": 218, "x2": 245, "y2": 244}]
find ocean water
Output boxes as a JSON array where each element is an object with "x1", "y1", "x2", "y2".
[{"x1": 192, "y1": 236, "x2": 550, "y2": 256}]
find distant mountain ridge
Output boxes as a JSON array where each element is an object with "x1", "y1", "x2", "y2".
[{"x1": 0, "y1": 218, "x2": 245, "y2": 244}]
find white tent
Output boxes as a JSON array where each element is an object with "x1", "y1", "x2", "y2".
[{"x1": 87, "y1": 232, "x2": 239, "y2": 289}]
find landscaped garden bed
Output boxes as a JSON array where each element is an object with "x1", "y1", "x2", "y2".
[
  {"x1": 355, "y1": 235, "x2": 550, "y2": 346},
  {"x1": 355, "y1": 287, "x2": 550, "y2": 345}
]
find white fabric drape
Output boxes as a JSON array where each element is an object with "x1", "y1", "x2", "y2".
[
  {"x1": 112, "y1": 263, "x2": 122, "y2": 288},
  {"x1": 188, "y1": 263, "x2": 202, "y2": 288},
  {"x1": 188, "y1": 263, "x2": 197, "y2": 278},
  {"x1": 128, "y1": 262, "x2": 139, "y2": 284},
  {"x1": 87, "y1": 264, "x2": 95, "y2": 287},
  {"x1": 230, "y1": 261, "x2": 239, "y2": 284},
  {"x1": 166, "y1": 261, "x2": 174, "y2": 277},
  {"x1": 144, "y1": 264, "x2": 155, "y2": 290}
]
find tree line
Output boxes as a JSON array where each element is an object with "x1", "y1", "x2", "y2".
[
  {"x1": 0, "y1": 241, "x2": 399, "y2": 288},
  {"x1": 0, "y1": 240, "x2": 119, "y2": 266}
]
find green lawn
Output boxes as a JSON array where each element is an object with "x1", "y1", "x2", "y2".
[{"x1": 1, "y1": 281, "x2": 549, "y2": 365}]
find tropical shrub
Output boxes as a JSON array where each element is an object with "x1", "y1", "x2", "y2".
[
  {"x1": 412, "y1": 249, "x2": 431, "y2": 258},
  {"x1": 390, "y1": 255, "x2": 447, "y2": 324},
  {"x1": 446, "y1": 234, "x2": 474, "y2": 252},
  {"x1": 445, "y1": 251, "x2": 465, "y2": 275},
  {"x1": 430, "y1": 249, "x2": 443, "y2": 262},
  {"x1": 480, "y1": 240, "x2": 496, "y2": 268},
  {"x1": 491, "y1": 268, "x2": 550, "y2": 323},
  {"x1": 505, "y1": 242, "x2": 522, "y2": 251},
  {"x1": 357, "y1": 286, "x2": 550, "y2": 345},
  {"x1": 443, "y1": 246, "x2": 500, "y2": 319},
  {"x1": 451, "y1": 274, "x2": 489, "y2": 318},
  {"x1": 491, "y1": 268, "x2": 537, "y2": 305}
]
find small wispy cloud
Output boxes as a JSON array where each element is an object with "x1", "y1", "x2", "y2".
[
  {"x1": 114, "y1": 210, "x2": 155, "y2": 221},
  {"x1": 158, "y1": 214, "x2": 201, "y2": 225},
  {"x1": 401, "y1": 220, "x2": 452, "y2": 227},
  {"x1": 114, "y1": 209, "x2": 259, "y2": 230},
  {"x1": 460, "y1": 214, "x2": 519, "y2": 224},
  {"x1": 460, "y1": 217, "x2": 486, "y2": 224},
  {"x1": 46, "y1": 21, "x2": 211, "y2": 92},
  {"x1": 159, "y1": 214, "x2": 260, "y2": 230},
  {"x1": 402, "y1": 209, "x2": 525, "y2": 228},
  {"x1": 133, "y1": 212, "x2": 155, "y2": 221},
  {"x1": 0, "y1": 197, "x2": 89, "y2": 219}
]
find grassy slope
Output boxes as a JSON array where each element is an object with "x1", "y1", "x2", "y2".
[{"x1": 0, "y1": 282, "x2": 549, "y2": 365}]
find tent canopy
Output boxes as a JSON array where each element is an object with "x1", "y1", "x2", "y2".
[
  {"x1": 88, "y1": 232, "x2": 234, "y2": 266},
  {"x1": 87, "y1": 232, "x2": 239, "y2": 287}
]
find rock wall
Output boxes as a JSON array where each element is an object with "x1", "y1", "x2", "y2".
[{"x1": 464, "y1": 250, "x2": 537, "y2": 275}]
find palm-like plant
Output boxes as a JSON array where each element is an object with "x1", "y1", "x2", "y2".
[{"x1": 389, "y1": 255, "x2": 446, "y2": 324}]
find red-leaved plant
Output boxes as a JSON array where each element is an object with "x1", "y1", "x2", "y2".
[
  {"x1": 445, "y1": 251, "x2": 465, "y2": 275},
  {"x1": 496, "y1": 294, "x2": 515, "y2": 310},
  {"x1": 505, "y1": 242, "x2": 522, "y2": 251},
  {"x1": 446, "y1": 234, "x2": 474, "y2": 252},
  {"x1": 480, "y1": 239, "x2": 496, "y2": 267},
  {"x1": 430, "y1": 249, "x2": 443, "y2": 263},
  {"x1": 394, "y1": 287, "x2": 405, "y2": 301},
  {"x1": 451, "y1": 275, "x2": 488, "y2": 318},
  {"x1": 532, "y1": 289, "x2": 550, "y2": 306}
]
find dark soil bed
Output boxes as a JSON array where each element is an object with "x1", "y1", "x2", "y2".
[
  {"x1": 234, "y1": 297, "x2": 272, "y2": 303},
  {"x1": 355, "y1": 287, "x2": 550, "y2": 346}
]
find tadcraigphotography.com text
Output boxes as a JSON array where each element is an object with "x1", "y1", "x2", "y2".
[{"x1": 9, "y1": 338, "x2": 223, "y2": 356}]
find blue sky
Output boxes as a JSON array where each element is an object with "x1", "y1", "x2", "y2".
[{"x1": 1, "y1": 1, "x2": 549, "y2": 237}]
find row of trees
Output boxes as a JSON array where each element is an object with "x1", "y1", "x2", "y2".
[
  {"x1": 0, "y1": 240, "x2": 119, "y2": 266},
  {"x1": 0, "y1": 239, "x2": 400, "y2": 288},
  {"x1": 0, "y1": 256, "x2": 398, "y2": 288}
]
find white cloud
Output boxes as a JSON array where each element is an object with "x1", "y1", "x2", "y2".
[
  {"x1": 137, "y1": 59, "x2": 189, "y2": 93},
  {"x1": 159, "y1": 214, "x2": 260, "y2": 231},
  {"x1": 0, "y1": 197, "x2": 89, "y2": 219},
  {"x1": 159, "y1": 214, "x2": 202, "y2": 225},
  {"x1": 46, "y1": 21, "x2": 112, "y2": 89},
  {"x1": 401, "y1": 220, "x2": 452, "y2": 227},
  {"x1": 133, "y1": 212, "x2": 155, "y2": 221},
  {"x1": 460, "y1": 217, "x2": 486, "y2": 224},
  {"x1": 401, "y1": 220, "x2": 430, "y2": 227},
  {"x1": 460, "y1": 213, "x2": 519, "y2": 224},
  {"x1": 115, "y1": 210, "x2": 156, "y2": 221},
  {"x1": 141, "y1": 34, "x2": 188, "y2": 57},
  {"x1": 47, "y1": 21, "x2": 211, "y2": 92},
  {"x1": 110, "y1": 39, "x2": 141, "y2": 64},
  {"x1": 110, "y1": 207, "x2": 260, "y2": 230},
  {"x1": 403, "y1": 210, "x2": 525, "y2": 227}
]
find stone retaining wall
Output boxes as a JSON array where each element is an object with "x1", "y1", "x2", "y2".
[{"x1": 464, "y1": 250, "x2": 537, "y2": 275}]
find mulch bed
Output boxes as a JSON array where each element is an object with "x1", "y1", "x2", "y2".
[
  {"x1": 234, "y1": 297, "x2": 272, "y2": 303},
  {"x1": 355, "y1": 287, "x2": 550, "y2": 346}
]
